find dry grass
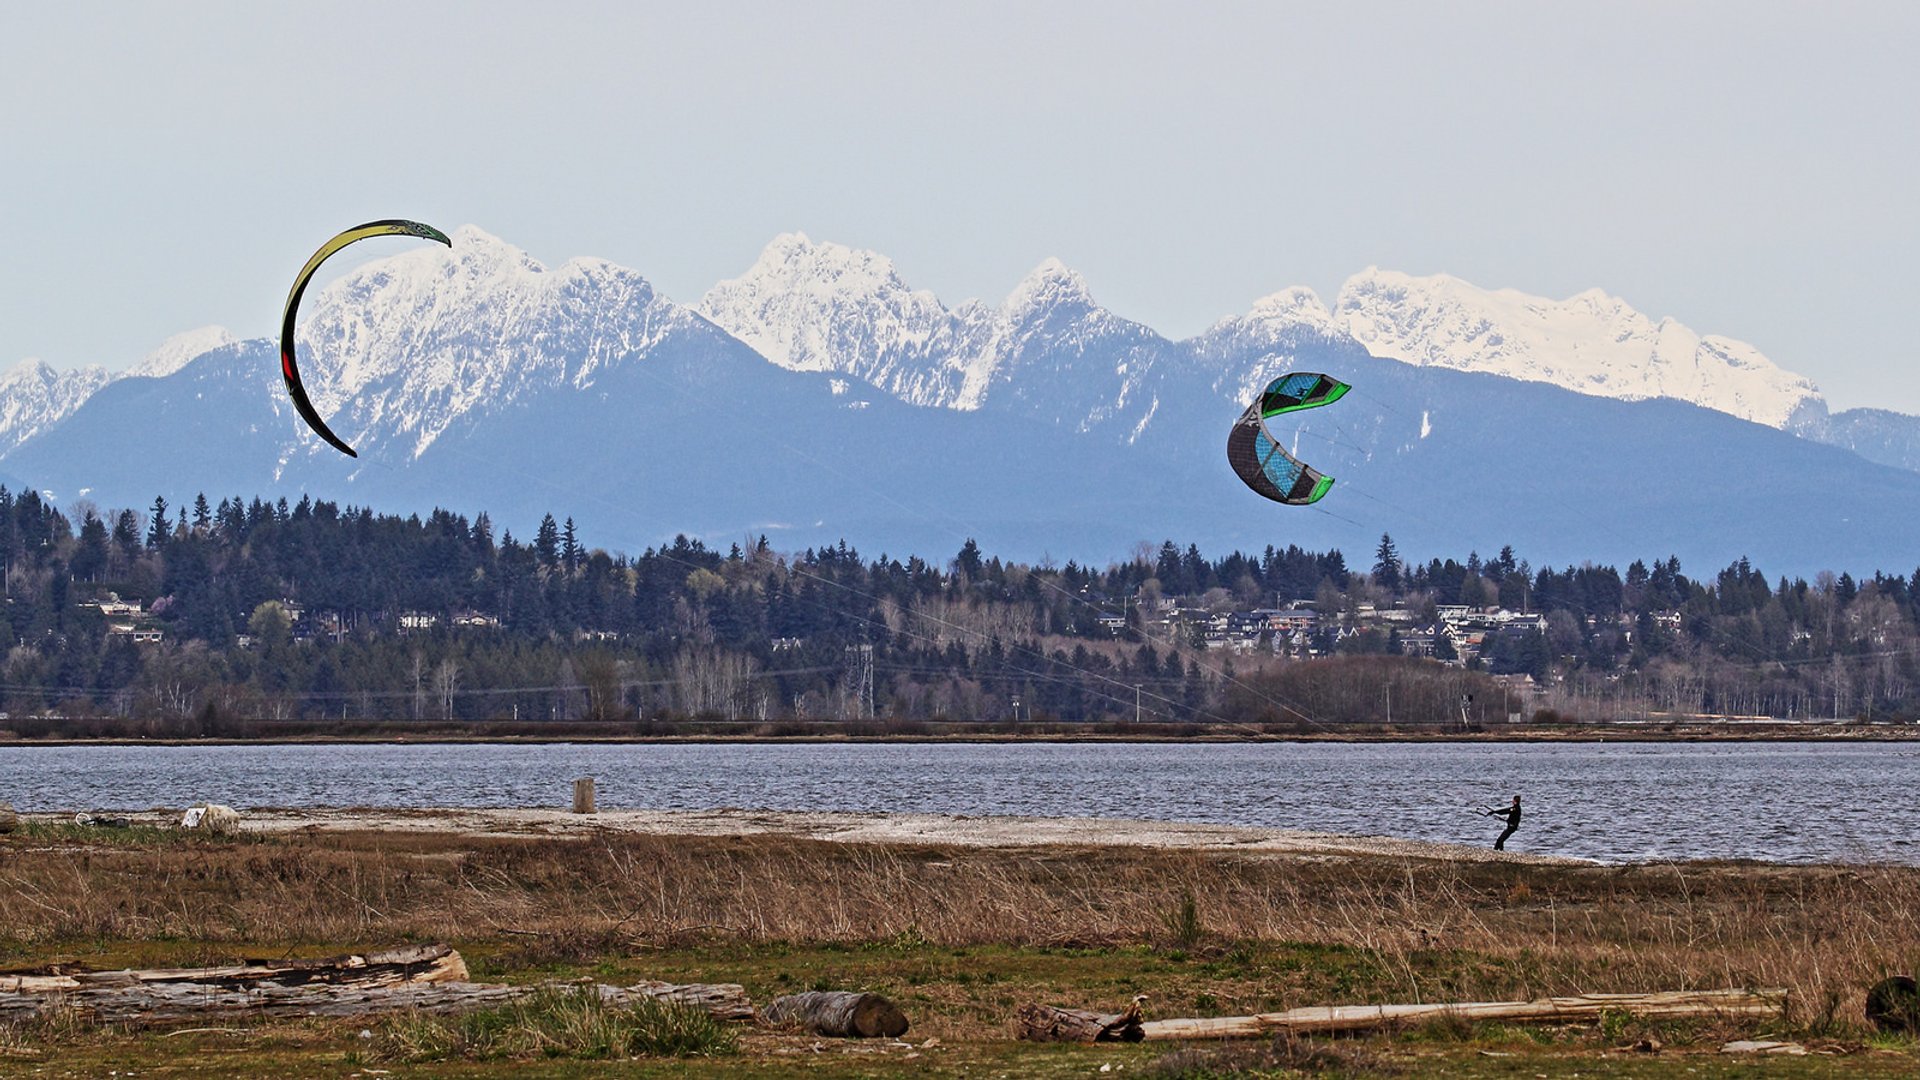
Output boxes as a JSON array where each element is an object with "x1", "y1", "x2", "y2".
[
  {"x1": 3, "y1": 827, "x2": 1918, "y2": 1037},
  {"x1": 366, "y1": 984, "x2": 738, "y2": 1063}
]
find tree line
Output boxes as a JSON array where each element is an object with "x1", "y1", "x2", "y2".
[{"x1": 0, "y1": 483, "x2": 1916, "y2": 734}]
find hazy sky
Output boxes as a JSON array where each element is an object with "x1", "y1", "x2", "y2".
[{"x1": 5, "y1": 2, "x2": 1916, "y2": 411}]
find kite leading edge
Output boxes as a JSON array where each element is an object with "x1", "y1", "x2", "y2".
[
  {"x1": 1226, "y1": 371, "x2": 1350, "y2": 505},
  {"x1": 278, "y1": 219, "x2": 451, "y2": 458}
]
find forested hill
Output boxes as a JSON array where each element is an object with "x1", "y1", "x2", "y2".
[{"x1": 1, "y1": 483, "x2": 1917, "y2": 735}]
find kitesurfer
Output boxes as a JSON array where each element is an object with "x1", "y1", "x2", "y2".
[{"x1": 1485, "y1": 795, "x2": 1521, "y2": 850}]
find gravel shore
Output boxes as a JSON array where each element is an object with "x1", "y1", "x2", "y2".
[{"x1": 126, "y1": 805, "x2": 1590, "y2": 864}]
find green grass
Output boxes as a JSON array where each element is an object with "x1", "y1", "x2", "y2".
[{"x1": 368, "y1": 985, "x2": 738, "y2": 1063}]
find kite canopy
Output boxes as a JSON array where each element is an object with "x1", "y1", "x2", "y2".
[
  {"x1": 1226, "y1": 371, "x2": 1350, "y2": 505},
  {"x1": 278, "y1": 219, "x2": 451, "y2": 458}
]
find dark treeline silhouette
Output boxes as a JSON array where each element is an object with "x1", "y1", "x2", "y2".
[{"x1": 1, "y1": 483, "x2": 1917, "y2": 735}]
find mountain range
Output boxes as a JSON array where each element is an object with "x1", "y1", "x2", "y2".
[{"x1": 6, "y1": 227, "x2": 1918, "y2": 578}]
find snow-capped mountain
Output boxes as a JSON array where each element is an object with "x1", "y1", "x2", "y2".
[
  {"x1": 284, "y1": 224, "x2": 704, "y2": 462},
  {"x1": 0, "y1": 327, "x2": 236, "y2": 454},
  {"x1": 130, "y1": 326, "x2": 237, "y2": 380},
  {"x1": 8, "y1": 225, "x2": 1920, "y2": 576},
  {"x1": 698, "y1": 234, "x2": 1171, "y2": 434},
  {"x1": 1332, "y1": 268, "x2": 1823, "y2": 428},
  {"x1": 1190, "y1": 287, "x2": 1363, "y2": 405},
  {"x1": 702, "y1": 243, "x2": 1838, "y2": 440},
  {"x1": 0, "y1": 358, "x2": 113, "y2": 452}
]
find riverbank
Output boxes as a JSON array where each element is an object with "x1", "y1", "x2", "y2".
[
  {"x1": 2, "y1": 807, "x2": 1916, "y2": 1076},
  {"x1": 5, "y1": 719, "x2": 1918, "y2": 746},
  {"x1": 20, "y1": 805, "x2": 1592, "y2": 865}
]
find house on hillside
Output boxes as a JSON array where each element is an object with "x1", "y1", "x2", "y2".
[
  {"x1": 107, "y1": 624, "x2": 162, "y2": 645},
  {"x1": 84, "y1": 593, "x2": 142, "y2": 617}
]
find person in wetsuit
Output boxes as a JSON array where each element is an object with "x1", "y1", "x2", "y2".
[{"x1": 1486, "y1": 795, "x2": 1521, "y2": 850}]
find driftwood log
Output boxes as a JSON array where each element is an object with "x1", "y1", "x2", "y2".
[
  {"x1": 1866, "y1": 976, "x2": 1920, "y2": 1034},
  {"x1": 0, "y1": 945, "x2": 753, "y2": 1028},
  {"x1": 1137, "y1": 988, "x2": 1788, "y2": 1040},
  {"x1": 1018, "y1": 997, "x2": 1145, "y2": 1042},
  {"x1": 616, "y1": 981, "x2": 754, "y2": 1023},
  {"x1": 762, "y1": 991, "x2": 908, "y2": 1038},
  {"x1": 0, "y1": 944, "x2": 467, "y2": 995}
]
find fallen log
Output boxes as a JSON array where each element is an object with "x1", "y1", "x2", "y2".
[
  {"x1": 1018, "y1": 997, "x2": 1145, "y2": 1042},
  {"x1": 762, "y1": 990, "x2": 908, "y2": 1038},
  {"x1": 1866, "y1": 976, "x2": 1920, "y2": 1034},
  {"x1": 1138, "y1": 988, "x2": 1788, "y2": 1041},
  {"x1": 0, "y1": 977, "x2": 754, "y2": 1028},
  {"x1": 0, "y1": 944, "x2": 466, "y2": 994},
  {"x1": 616, "y1": 980, "x2": 755, "y2": 1023},
  {"x1": 0, "y1": 944, "x2": 752, "y2": 1029}
]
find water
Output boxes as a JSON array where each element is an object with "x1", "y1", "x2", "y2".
[{"x1": 0, "y1": 740, "x2": 1912, "y2": 865}]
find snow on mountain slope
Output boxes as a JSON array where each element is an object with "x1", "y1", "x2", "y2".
[
  {"x1": 694, "y1": 233, "x2": 991, "y2": 407},
  {"x1": 0, "y1": 358, "x2": 113, "y2": 452},
  {"x1": 131, "y1": 325, "x2": 237, "y2": 379},
  {"x1": 291, "y1": 225, "x2": 701, "y2": 460},
  {"x1": 1190, "y1": 286, "x2": 1357, "y2": 404},
  {"x1": 1333, "y1": 269, "x2": 1822, "y2": 427},
  {"x1": 698, "y1": 234, "x2": 1170, "y2": 433}
]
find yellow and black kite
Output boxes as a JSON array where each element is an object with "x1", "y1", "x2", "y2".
[{"x1": 279, "y1": 220, "x2": 450, "y2": 457}]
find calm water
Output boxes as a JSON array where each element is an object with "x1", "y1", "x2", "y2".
[{"x1": 0, "y1": 740, "x2": 1913, "y2": 865}]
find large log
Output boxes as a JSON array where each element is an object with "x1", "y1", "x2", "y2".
[
  {"x1": 1138, "y1": 989, "x2": 1788, "y2": 1040},
  {"x1": 1018, "y1": 998, "x2": 1145, "y2": 1042},
  {"x1": 615, "y1": 980, "x2": 755, "y2": 1023},
  {"x1": 762, "y1": 991, "x2": 908, "y2": 1038},
  {"x1": 0, "y1": 944, "x2": 466, "y2": 994},
  {"x1": 0, "y1": 977, "x2": 754, "y2": 1028},
  {"x1": 0, "y1": 944, "x2": 752, "y2": 1029}
]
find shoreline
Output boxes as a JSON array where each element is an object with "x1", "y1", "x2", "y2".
[
  {"x1": 3, "y1": 727, "x2": 1918, "y2": 748},
  {"x1": 21, "y1": 805, "x2": 1591, "y2": 866}
]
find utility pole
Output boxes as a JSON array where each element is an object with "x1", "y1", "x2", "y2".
[
  {"x1": 843, "y1": 643, "x2": 875, "y2": 720},
  {"x1": 1135, "y1": 684, "x2": 1142, "y2": 724}
]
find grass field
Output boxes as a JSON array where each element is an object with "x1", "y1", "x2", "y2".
[{"x1": 3, "y1": 817, "x2": 1919, "y2": 1076}]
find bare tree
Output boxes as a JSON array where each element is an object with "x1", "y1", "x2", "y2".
[{"x1": 433, "y1": 658, "x2": 460, "y2": 720}]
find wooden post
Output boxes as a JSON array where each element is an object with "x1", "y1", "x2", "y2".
[
  {"x1": 0, "y1": 802, "x2": 15, "y2": 834},
  {"x1": 572, "y1": 777, "x2": 595, "y2": 814}
]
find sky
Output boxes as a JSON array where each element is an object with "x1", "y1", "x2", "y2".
[{"x1": 4, "y1": 1, "x2": 1917, "y2": 412}]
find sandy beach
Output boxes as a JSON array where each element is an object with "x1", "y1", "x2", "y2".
[{"x1": 40, "y1": 804, "x2": 1589, "y2": 865}]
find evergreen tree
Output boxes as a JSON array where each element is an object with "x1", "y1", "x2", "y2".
[
  {"x1": 1372, "y1": 533, "x2": 1401, "y2": 591},
  {"x1": 70, "y1": 512, "x2": 109, "y2": 582},
  {"x1": 112, "y1": 510, "x2": 140, "y2": 560},
  {"x1": 535, "y1": 514, "x2": 560, "y2": 569},
  {"x1": 954, "y1": 538, "x2": 983, "y2": 581},
  {"x1": 146, "y1": 496, "x2": 170, "y2": 549}
]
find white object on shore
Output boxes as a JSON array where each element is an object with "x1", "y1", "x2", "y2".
[
  {"x1": 181, "y1": 804, "x2": 241, "y2": 834},
  {"x1": 573, "y1": 777, "x2": 595, "y2": 815},
  {"x1": 1722, "y1": 1040, "x2": 1808, "y2": 1055}
]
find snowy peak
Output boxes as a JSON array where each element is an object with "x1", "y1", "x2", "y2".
[
  {"x1": 700, "y1": 235, "x2": 1165, "y2": 430},
  {"x1": 1002, "y1": 257, "x2": 1095, "y2": 319},
  {"x1": 131, "y1": 325, "x2": 237, "y2": 379},
  {"x1": 697, "y1": 233, "x2": 953, "y2": 383},
  {"x1": 1188, "y1": 287, "x2": 1358, "y2": 404},
  {"x1": 290, "y1": 223, "x2": 692, "y2": 459},
  {"x1": 0, "y1": 356, "x2": 112, "y2": 452},
  {"x1": 1333, "y1": 268, "x2": 1822, "y2": 427}
]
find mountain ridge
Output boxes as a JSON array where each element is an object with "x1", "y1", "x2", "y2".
[{"x1": 6, "y1": 227, "x2": 1920, "y2": 577}]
